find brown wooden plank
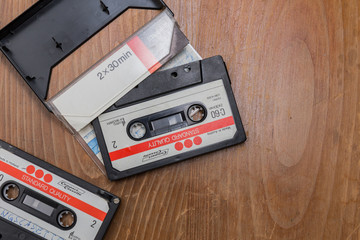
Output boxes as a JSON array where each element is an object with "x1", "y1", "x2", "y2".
[{"x1": 0, "y1": 0, "x2": 359, "y2": 239}]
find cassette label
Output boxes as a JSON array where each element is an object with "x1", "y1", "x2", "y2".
[
  {"x1": 98, "y1": 80, "x2": 237, "y2": 171},
  {"x1": 50, "y1": 38, "x2": 153, "y2": 132},
  {"x1": 0, "y1": 142, "x2": 119, "y2": 240}
]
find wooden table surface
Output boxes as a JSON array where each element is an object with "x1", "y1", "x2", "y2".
[{"x1": 1, "y1": 0, "x2": 359, "y2": 239}]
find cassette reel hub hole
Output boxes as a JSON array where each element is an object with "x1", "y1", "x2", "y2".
[
  {"x1": 58, "y1": 210, "x2": 75, "y2": 228},
  {"x1": 171, "y1": 72, "x2": 178, "y2": 78},
  {"x1": 2, "y1": 183, "x2": 20, "y2": 201},
  {"x1": 188, "y1": 104, "x2": 206, "y2": 122},
  {"x1": 129, "y1": 122, "x2": 147, "y2": 140}
]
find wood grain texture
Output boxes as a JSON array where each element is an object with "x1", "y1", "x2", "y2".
[{"x1": 0, "y1": 0, "x2": 359, "y2": 239}]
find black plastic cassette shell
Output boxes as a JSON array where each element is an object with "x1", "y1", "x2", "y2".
[
  {"x1": 109, "y1": 60, "x2": 203, "y2": 111},
  {"x1": 0, "y1": 0, "x2": 169, "y2": 111},
  {"x1": 0, "y1": 140, "x2": 120, "y2": 240},
  {"x1": 93, "y1": 56, "x2": 247, "y2": 180},
  {"x1": 0, "y1": 219, "x2": 42, "y2": 240}
]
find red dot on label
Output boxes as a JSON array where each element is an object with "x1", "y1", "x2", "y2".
[
  {"x1": 175, "y1": 142, "x2": 184, "y2": 151},
  {"x1": 44, "y1": 174, "x2": 53, "y2": 183},
  {"x1": 35, "y1": 169, "x2": 44, "y2": 179},
  {"x1": 194, "y1": 136, "x2": 202, "y2": 145},
  {"x1": 184, "y1": 139, "x2": 193, "y2": 148},
  {"x1": 26, "y1": 165, "x2": 35, "y2": 174}
]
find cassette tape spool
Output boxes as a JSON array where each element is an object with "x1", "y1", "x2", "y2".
[
  {"x1": 0, "y1": 140, "x2": 120, "y2": 240},
  {"x1": 93, "y1": 56, "x2": 247, "y2": 180}
]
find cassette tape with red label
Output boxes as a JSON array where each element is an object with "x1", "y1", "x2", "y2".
[
  {"x1": 92, "y1": 56, "x2": 247, "y2": 180},
  {"x1": 0, "y1": 140, "x2": 120, "y2": 240}
]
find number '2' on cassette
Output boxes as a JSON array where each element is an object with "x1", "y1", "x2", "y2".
[{"x1": 93, "y1": 56, "x2": 247, "y2": 180}]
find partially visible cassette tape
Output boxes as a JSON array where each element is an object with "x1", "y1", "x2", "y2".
[
  {"x1": 0, "y1": 140, "x2": 120, "y2": 240},
  {"x1": 93, "y1": 56, "x2": 247, "y2": 180}
]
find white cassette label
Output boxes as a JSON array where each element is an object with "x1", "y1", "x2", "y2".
[
  {"x1": 49, "y1": 10, "x2": 177, "y2": 132},
  {"x1": 98, "y1": 80, "x2": 238, "y2": 171},
  {"x1": 0, "y1": 148, "x2": 110, "y2": 240}
]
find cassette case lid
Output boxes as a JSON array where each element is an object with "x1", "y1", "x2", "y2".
[
  {"x1": 0, "y1": 0, "x2": 169, "y2": 110},
  {"x1": 48, "y1": 9, "x2": 189, "y2": 132}
]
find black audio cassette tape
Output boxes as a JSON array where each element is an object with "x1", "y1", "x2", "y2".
[
  {"x1": 93, "y1": 56, "x2": 246, "y2": 180},
  {"x1": 0, "y1": 140, "x2": 120, "y2": 240}
]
